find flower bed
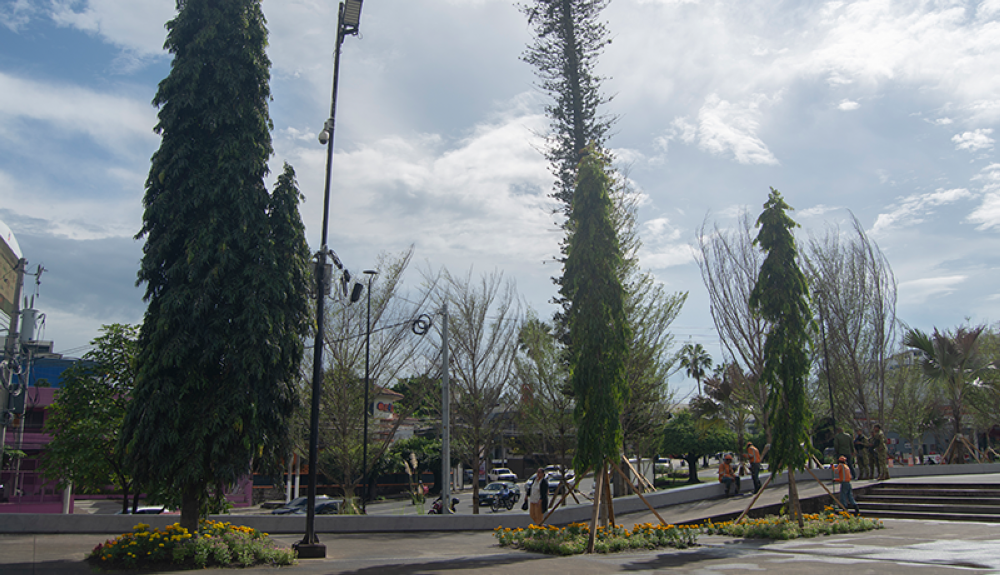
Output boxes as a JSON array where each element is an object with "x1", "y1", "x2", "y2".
[
  {"x1": 494, "y1": 522, "x2": 699, "y2": 555},
  {"x1": 701, "y1": 508, "x2": 884, "y2": 540},
  {"x1": 87, "y1": 520, "x2": 296, "y2": 570}
]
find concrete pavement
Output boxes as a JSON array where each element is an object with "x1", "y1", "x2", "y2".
[{"x1": 4, "y1": 470, "x2": 1000, "y2": 574}]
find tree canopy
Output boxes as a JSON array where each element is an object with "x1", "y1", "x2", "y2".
[
  {"x1": 659, "y1": 410, "x2": 734, "y2": 484},
  {"x1": 749, "y1": 188, "x2": 813, "y2": 526},
  {"x1": 41, "y1": 324, "x2": 139, "y2": 513},
  {"x1": 563, "y1": 147, "x2": 630, "y2": 473},
  {"x1": 122, "y1": 0, "x2": 311, "y2": 532}
]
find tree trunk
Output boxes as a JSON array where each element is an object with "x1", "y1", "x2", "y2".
[
  {"x1": 788, "y1": 471, "x2": 803, "y2": 528},
  {"x1": 685, "y1": 454, "x2": 701, "y2": 484},
  {"x1": 120, "y1": 478, "x2": 130, "y2": 515},
  {"x1": 180, "y1": 484, "x2": 200, "y2": 533}
]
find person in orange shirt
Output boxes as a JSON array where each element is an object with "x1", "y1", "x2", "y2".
[
  {"x1": 834, "y1": 455, "x2": 860, "y2": 514},
  {"x1": 718, "y1": 454, "x2": 740, "y2": 496},
  {"x1": 745, "y1": 441, "x2": 762, "y2": 494}
]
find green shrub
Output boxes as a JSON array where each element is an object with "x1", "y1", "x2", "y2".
[
  {"x1": 701, "y1": 507, "x2": 883, "y2": 539},
  {"x1": 495, "y1": 521, "x2": 699, "y2": 555},
  {"x1": 87, "y1": 519, "x2": 296, "y2": 570}
]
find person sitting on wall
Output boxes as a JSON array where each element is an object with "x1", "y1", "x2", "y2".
[{"x1": 718, "y1": 454, "x2": 740, "y2": 497}]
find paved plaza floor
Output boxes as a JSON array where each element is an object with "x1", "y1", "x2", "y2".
[{"x1": 4, "y1": 472, "x2": 1000, "y2": 574}]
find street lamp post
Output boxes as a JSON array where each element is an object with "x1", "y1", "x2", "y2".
[
  {"x1": 295, "y1": 0, "x2": 364, "y2": 560},
  {"x1": 361, "y1": 269, "x2": 378, "y2": 514}
]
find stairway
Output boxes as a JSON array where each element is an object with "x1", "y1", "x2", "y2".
[{"x1": 856, "y1": 482, "x2": 1000, "y2": 522}]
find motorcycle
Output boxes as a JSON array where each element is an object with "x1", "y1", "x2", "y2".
[
  {"x1": 490, "y1": 489, "x2": 515, "y2": 512},
  {"x1": 428, "y1": 496, "x2": 459, "y2": 514}
]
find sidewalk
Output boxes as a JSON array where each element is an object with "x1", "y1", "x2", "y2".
[{"x1": 3, "y1": 473, "x2": 1000, "y2": 574}]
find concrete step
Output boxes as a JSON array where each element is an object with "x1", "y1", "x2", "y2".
[
  {"x1": 858, "y1": 501, "x2": 1000, "y2": 515},
  {"x1": 857, "y1": 508, "x2": 1000, "y2": 522},
  {"x1": 855, "y1": 483, "x2": 1000, "y2": 522},
  {"x1": 860, "y1": 494, "x2": 1000, "y2": 506}
]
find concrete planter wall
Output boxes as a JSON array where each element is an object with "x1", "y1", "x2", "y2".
[{"x1": 1, "y1": 462, "x2": 995, "y2": 534}]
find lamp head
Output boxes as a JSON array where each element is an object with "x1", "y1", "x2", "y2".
[{"x1": 342, "y1": 0, "x2": 363, "y2": 30}]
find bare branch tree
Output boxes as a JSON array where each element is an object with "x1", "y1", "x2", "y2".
[
  {"x1": 430, "y1": 268, "x2": 521, "y2": 514},
  {"x1": 696, "y1": 211, "x2": 771, "y2": 442},
  {"x1": 805, "y1": 214, "x2": 897, "y2": 429}
]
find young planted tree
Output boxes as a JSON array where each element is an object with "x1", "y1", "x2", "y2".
[
  {"x1": 123, "y1": 0, "x2": 311, "y2": 532},
  {"x1": 42, "y1": 324, "x2": 139, "y2": 514},
  {"x1": 749, "y1": 189, "x2": 813, "y2": 528},
  {"x1": 563, "y1": 147, "x2": 630, "y2": 522}
]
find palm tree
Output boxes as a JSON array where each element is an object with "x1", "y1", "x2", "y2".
[
  {"x1": 903, "y1": 325, "x2": 988, "y2": 463},
  {"x1": 680, "y1": 343, "x2": 712, "y2": 396}
]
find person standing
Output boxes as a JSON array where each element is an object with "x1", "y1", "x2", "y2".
[
  {"x1": 834, "y1": 455, "x2": 860, "y2": 514},
  {"x1": 833, "y1": 426, "x2": 853, "y2": 473},
  {"x1": 853, "y1": 429, "x2": 867, "y2": 480},
  {"x1": 526, "y1": 468, "x2": 549, "y2": 524},
  {"x1": 745, "y1": 441, "x2": 762, "y2": 494},
  {"x1": 872, "y1": 424, "x2": 889, "y2": 480},
  {"x1": 718, "y1": 454, "x2": 740, "y2": 496}
]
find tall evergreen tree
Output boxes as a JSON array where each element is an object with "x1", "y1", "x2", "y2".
[
  {"x1": 748, "y1": 188, "x2": 813, "y2": 528},
  {"x1": 122, "y1": 0, "x2": 311, "y2": 532},
  {"x1": 563, "y1": 147, "x2": 630, "y2": 474},
  {"x1": 520, "y1": 0, "x2": 614, "y2": 211}
]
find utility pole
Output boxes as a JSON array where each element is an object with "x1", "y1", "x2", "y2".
[
  {"x1": 440, "y1": 303, "x2": 451, "y2": 513},
  {"x1": 1, "y1": 258, "x2": 26, "y2": 470}
]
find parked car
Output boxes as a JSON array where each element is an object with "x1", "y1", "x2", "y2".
[
  {"x1": 115, "y1": 506, "x2": 166, "y2": 515},
  {"x1": 478, "y1": 481, "x2": 520, "y2": 507},
  {"x1": 487, "y1": 467, "x2": 517, "y2": 482},
  {"x1": 544, "y1": 465, "x2": 575, "y2": 482},
  {"x1": 271, "y1": 495, "x2": 332, "y2": 515}
]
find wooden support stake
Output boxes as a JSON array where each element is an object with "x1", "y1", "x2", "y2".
[
  {"x1": 733, "y1": 472, "x2": 773, "y2": 525},
  {"x1": 622, "y1": 456, "x2": 655, "y2": 493},
  {"x1": 541, "y1": 473, "x2": 585, "y2": 524},
  {"x1": 611, "y1": 458, "x2": 669, "y2": 526},
  {"x1": 602, "y1": 463, "x2": 616, "y2": 527},
  {"x1": 586, "y1": 462, "x2": 605, "y2": 554}
]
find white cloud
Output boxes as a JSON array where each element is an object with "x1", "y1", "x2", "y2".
[
  {"x1": 898, "y1": 275, "x2": 967, "y2": 305},
  {"x1": 48, "y1": 0, "x2": 173, "y2": 58},
  {"x1": 968, "y1": 164, "x2": 1000, "y2": 230},
  {"x1": 952, "y1": 129, "x2": 995, "y2": 152},
  {"x1": 664, "y1": 93, "x2": 780, "y2": 166},
  {"x1": 0, "y1": 71, "x2": 157, "y2": 159},
  {"x1": 638, "y1": 216, "x2": 695, "y2": 269},
  {"x1": 872, "y1": 188, "x2": 974, "y2": 233},
  {"x1": 0, "y1": 0, "x2": 36, "y2": 31},
  {"x1": 799, "y1": 204, "x2": 841, "y2": 219},
  {"x1": 273, "y1": 105, "x2": 559, "y2": 267},
  {"x1": 837, "y1": 99, "x2": 860, "y2": 111}
]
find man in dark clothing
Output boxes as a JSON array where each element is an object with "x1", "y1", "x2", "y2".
[
  {"x1": 853, "y1": 429, "x2": 867, "y2": 480},
  {"x1": 833, "y1": 426, "x2": 854, "y2": 475}
]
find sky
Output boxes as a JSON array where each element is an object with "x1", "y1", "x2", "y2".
[{"x1": 2, "y1": 0, "x2": 1000, "y2": 398}]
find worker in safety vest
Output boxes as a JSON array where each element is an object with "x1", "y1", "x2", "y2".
[
  {"x1": 745, "y1": 441, "x2": 762, "y2": 494},
  {"x1": 718, "y1": 454, "x2": 740, "y2": 496},
  {"x1": 834, "y1": 455, "x2": 860, "y2": 514}
]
